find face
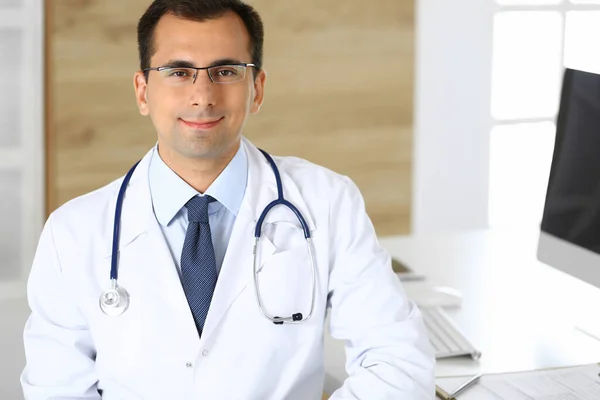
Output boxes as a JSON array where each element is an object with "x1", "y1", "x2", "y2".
[{"x1": 134, "y1": 12, "x2": 266, "y2": 165}]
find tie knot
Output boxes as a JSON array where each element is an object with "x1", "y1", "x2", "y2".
[{"x1": 185, "y1": 195, "x2": 215, "y2": 223}]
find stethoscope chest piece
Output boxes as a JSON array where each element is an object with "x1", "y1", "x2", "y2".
[{"x1": 99, "y1": 284, "x2": 130, "y2": 316}]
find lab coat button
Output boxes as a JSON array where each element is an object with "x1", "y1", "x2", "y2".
[
  {"x1": 185, "y1": 362, "x2": 193, "y2": 368},
  {"x1": 202, "y1": 349, "x2": 209, "y2": 356}
]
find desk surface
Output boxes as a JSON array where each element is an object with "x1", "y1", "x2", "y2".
[{"x1": 323, "y1": 228, "x2": 600, "y2": 390}]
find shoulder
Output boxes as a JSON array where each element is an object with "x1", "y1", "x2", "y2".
[
  {"x1": 270, "y1": 154, "x2": 365, "y2": 229},
  {"x1": 273, "y1": 154, "x2": 355, "y2": 195},
  {"x1": 48, "y1": 148, "x2": 154, "y2": 230},
  {"x1": 48, "y1": 177, "x2": 123, "y2": 237}
]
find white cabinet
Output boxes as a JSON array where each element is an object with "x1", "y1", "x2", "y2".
[{"x1": 0, "y1": 0, "x2": 44, "y2": 299}]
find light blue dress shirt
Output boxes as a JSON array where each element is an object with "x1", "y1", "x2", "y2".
[{"x1": 148, "y1": 144, "x2": 248, "y2": 274}]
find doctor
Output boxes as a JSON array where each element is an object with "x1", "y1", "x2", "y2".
[{"x1": 21, "y1": 0, "x2": 434, "y2": 399}]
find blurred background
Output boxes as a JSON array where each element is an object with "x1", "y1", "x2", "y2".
[
  {"x1": 45, "y1": 0, "x2": 413, "y2": 236},
  {"x1": 1, "y1": 0, "x2": 599, "y2": 397}
]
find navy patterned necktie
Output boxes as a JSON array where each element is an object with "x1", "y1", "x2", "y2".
[{"x1": 181, "y1": 195, "x2": 217, "y2": 337}]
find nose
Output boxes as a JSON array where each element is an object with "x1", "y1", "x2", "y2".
[{"x1": 189, "y1": 70, "x2": 216, "y2": 109}]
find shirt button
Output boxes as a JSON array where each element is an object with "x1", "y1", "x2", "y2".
[
  {"x1": 202, "y1": 349, "x2": 209, "y2": 356},
  {"x1": 186, "y1": 362, "x2": 193, "y2": 368}
]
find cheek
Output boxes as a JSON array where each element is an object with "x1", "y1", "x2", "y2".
[
  {"x1": 147, "y1": 90, "x2": 178, "y2": 125},
  {"x1": 226, "y1": 88, "x2": 254, "y2": 118}
]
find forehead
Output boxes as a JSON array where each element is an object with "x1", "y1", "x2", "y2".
[{"x1": 151, "y1": 12, "x2": 252, "y2": 65}]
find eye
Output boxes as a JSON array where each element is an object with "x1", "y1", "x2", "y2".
[
  {"x1": 214, "y1": 67, "x2": 239, "y2": 77},
  {"x1": 165, "y1": 68, "x2": 193, "y2": 78}
]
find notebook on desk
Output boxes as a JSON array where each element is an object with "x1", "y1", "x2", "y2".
[{"x1": 436, "y1": 363, "x2": 600, "y2": 400}]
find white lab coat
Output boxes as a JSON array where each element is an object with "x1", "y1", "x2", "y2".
[{"x1": 21, "y1": 137, "x2": 435, "y2": 400}]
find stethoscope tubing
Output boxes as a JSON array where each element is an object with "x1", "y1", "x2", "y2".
[{"x1": 102, "y1": 149, "x2": 316, "y2": 324}]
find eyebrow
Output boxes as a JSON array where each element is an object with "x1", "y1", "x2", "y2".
[{"x1": 162, "y1": 58, "x2": 247, "y2": 68}]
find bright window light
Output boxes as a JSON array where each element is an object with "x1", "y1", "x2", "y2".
[
  {"x1": 491, "y1": 12, "x2": 563, "y2": 120},
  {"x1": 496, "y1": 0, "x2": 561, "y2": 4},
  {"x1": 489, "y1": 122, "x2": 556, "y2": 228},
  {"x1": 564, "y1": 11, "x2": 600, "y2": 74}
]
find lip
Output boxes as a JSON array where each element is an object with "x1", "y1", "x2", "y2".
[{"x1": 180, "y1": 117, "x2": 223, "y2": 130}]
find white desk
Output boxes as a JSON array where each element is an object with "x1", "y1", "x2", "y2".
[{"x1": 323, "y1": 228, "x2": 600, "y2": 393}]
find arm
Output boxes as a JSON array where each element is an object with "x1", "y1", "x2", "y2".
[
  {"x1": 21, "y1": 214, "x2": 101, "y2": 400},
  {"x1": 327, "y1": 177, "x2": 435, "y2": 399}
]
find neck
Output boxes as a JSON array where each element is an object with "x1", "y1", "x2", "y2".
[{"x1": 158, "y1": 142, "x2": 240, "y2": 193}]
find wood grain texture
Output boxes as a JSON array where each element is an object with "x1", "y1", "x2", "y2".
[{"x1": 46, "y1": 0, "x2": 414, "y2": 235}]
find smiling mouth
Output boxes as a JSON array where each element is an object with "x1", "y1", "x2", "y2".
[{"x1": 180, "y1": 117, "x2": 223, "y2": 130}]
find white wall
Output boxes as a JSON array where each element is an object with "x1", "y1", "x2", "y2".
[
  {"x1": 0, "y1": 0, "x2": 45, "y2": 299},
  {"x1": 0, "y1": 0, "x2": 44, "y2": 397},
  {"x1": 0, "y1": 298, "x2": 29, "y2": 399},
  {"x1": 413, "y1": 0, "x2": 495, "y2": 233}
]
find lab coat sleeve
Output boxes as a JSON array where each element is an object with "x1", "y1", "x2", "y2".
[
  {"x1": 326, "y1": 176, "x2": 435, "y2": 399},
  {"x1": 21, "y1": 214, "x2": 101, "y2": 399}
]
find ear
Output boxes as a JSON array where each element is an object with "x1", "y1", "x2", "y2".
[
  {"x1": 134, "y1": 71, "x2": 150, "y2": 116},
  {"x1": 250, "y1": 69, "x2": 267, "y2": 114}
]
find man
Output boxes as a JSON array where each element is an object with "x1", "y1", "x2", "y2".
[{"x1": 21, "y1": 1, "x2": 435, "y2": 399}]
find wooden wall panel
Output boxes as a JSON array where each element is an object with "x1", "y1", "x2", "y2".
[{"x1": 46, "y1": 0, "x2": 414, "y2": 235}]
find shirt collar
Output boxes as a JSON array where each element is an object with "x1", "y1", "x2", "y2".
[{"x1": 148, "y1": 143, "x2": 248, "y2": 226}]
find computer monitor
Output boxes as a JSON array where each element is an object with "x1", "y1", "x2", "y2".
[{"x1": 537, "y1": 67, "x2": 600, "y2": 290}]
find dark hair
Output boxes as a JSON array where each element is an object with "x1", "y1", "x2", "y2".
[{"x1": 137, "y1": 0, "x2": 264, "y2": 79}]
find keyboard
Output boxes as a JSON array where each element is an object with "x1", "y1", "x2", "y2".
[{"x1": 421, "y1": 306, "x2": 481, "y2": 360}]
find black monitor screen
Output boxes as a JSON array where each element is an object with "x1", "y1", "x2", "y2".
[{"x1": 541, "y1": 68, "x2": 600, "y2": 254}]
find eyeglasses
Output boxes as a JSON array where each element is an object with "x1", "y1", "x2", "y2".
[{"x1": 143, "y1": 63, "x2": 256, "y2": 86}]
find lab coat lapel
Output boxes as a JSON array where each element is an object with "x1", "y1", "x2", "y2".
[
  {"x1": 141, "y1": 216, "x2": 201, "y2": 348},
  {"x1": 108, "y1": 149, "x2": 200, "y2": 349},
  {"x1": 200, "y1": 138, "x2": 316, "y2": 342},
  {"x1": 200, "y1": 139, "x2": 276, "y2": 342},
  {"x1": 199, "y1": 204, "x2": 259, "y2": 342}
]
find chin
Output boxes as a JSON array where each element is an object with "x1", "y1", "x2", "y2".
[
  {"x1": 181, "y1": 140, "x2": 228, "y2": 160},
  {"x1": 181, "y1": 146, "x2": 217, "y2": 159}
]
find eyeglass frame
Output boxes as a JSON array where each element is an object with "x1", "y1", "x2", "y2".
[{"x1": 143, "y1": 62, "x2": 257, "y2": 84}]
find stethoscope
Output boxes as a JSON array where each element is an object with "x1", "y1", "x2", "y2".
[{"x1": 100, "y1": 149, "x2": 316, "y2": 325}]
